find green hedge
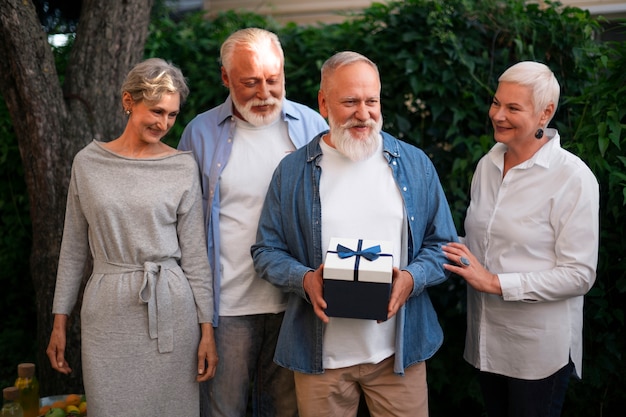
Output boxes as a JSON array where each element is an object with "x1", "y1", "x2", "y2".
[{"x1": 1, "y1": 0, "x2": 624, "y2": 414}]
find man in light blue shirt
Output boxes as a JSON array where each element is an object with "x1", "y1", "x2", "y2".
[{"x1": 178, "y1": 28, "x2": 327, "y2": 417}]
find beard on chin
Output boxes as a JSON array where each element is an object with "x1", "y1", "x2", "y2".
[
  {"x1": 232, "y1": 95, "x2": 284, "y2": 127},
  {"x1": 329, "y1": 116, "x2": 383, "y2": 162}
]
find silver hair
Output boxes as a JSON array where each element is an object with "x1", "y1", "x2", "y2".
[
  {"x1": 220, "y1": 27, "x2": 284, "y2": 72},
  {"x1": 498, "y1": 61, "x2": 560, "y2": 123},
  {"x1": 320, "y1": 51, "x2": 379, "y2": 91}
]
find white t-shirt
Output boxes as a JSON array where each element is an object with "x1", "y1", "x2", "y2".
[
  {"x1": 319, "y1": 136, "x2": 404, "y2": 369},
  {"x1": 218, "y1": 117, "x2": 295, "y2": 315}
]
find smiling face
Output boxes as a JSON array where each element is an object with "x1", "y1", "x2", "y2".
[
  {"x1": 319, "y1": 61, "x2": 383, "y2": 161},
  {"x1": 124, "y1": 91, "x2": 180, "y2": 144},
  {"x1": 489, "y1": 81, "x2": 553, "y2": 147},
  {"x1": 222, "y1": 42, "x2": 285, "y2": 126}
]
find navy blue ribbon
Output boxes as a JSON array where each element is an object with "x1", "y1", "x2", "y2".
[
  {"x1": 334, "y1": 240, "x2": 380, "y2": 281},
  {"x1": 336, "y1": 243, "x2": 381, "y2": 261}
]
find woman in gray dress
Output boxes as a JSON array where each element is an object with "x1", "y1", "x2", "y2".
[{"x1": 46, "y1": 58, "x2": 217, "y2": 417}]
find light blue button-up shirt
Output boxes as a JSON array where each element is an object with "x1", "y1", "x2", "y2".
[
  {"x1": 178, "y1": 95, "x2": 328, "y2": 325},
  {"x1": 251, "y1": 131, "x2": 459, "y2": 375}
]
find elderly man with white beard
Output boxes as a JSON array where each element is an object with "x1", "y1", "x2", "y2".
[
  {"x1": 179, "y1": 28, "x2": 328, "y2": 417},
  {"x1": 251, "y1": 51, "x2": 458, "y2": 417}
]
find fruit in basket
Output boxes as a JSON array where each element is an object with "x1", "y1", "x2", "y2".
[
  {"x1": 65, "y1": 395, "x2": 81, "y2": 408},
  {"x1": 51, "y1": 400, "x2": 66, "y2": 410},
  {"x1": 44, "y1": 407, "x2": 66, "y2": 417},
  {"x1": 40, "y1": 395, "x2": 86, "y2": 417},
  {"x1": 65, "y1": 405, "x2": 80, "y2": 416}
]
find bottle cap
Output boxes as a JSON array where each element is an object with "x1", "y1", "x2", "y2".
[
  {"x1": 17, "y1": 363, "x2": 36, "y2": 378},
  {"x1": 3, "y1": 386, "x2": 19, "y2": 401}
]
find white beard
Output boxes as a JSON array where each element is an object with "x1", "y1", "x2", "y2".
[
  {"x1": 232, "y1": 92, "x2": 284, "y2": 127},
  {"x1": 329, "y1": 115, "x2": 383, "y2": 161}
]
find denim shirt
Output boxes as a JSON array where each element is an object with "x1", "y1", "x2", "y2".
[
  {"x1": 178, "y1": 96, "x2": 328, "y2": 325},
  {"x1": 251, "y1": 131, "x2": 458, "y2": 375}
]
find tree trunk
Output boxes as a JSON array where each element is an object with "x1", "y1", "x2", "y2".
[{"x1": 0, "y1": 0, "x2": 154, "y2": 395}]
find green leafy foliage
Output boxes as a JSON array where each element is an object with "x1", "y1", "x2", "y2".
[
  {"x1": 563, "y1": 32, "x2": 626, "y2": 414},
  {"x1": 1, "y1": 0, "x2": 624, "y2": 414}
]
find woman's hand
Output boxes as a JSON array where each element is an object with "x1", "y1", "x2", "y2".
[
  {"x1": 46, "y1": 314, "x2": 72, "y2": 374},
  {"x1": 196, "y1": 323, "x2": 218, "y2": 382},
  {"x1": 442, "y1": 242, "x2": 502, "y2": 295}
]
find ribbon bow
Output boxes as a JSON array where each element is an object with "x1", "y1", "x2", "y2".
[
  {"x1": 336, "y1": 243, "x2": 381, "y2": 261},
  {"x1": 139, "y1": 261, "x2": 174, "y2": 353}
]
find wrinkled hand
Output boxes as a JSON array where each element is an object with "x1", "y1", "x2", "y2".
[
  {"x1": 386, "y1": 268, "x2": 413, "y2": 321},
  {"x1": 197, "y1": 324, "x2": 218, "y2": 382},
  {"x1": 303, "y1": 265, "x2": 329, "y2": 323},
  {"x1": 46, "y1": 314, "x2": 72, "y2": 375},
  {"x1": 442, "y1": 242, "x2": 502, "y2": 295}
]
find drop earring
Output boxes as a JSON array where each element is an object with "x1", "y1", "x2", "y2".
[{"x1": 534, "y1": 128, "x2": 544, "y2": 139}]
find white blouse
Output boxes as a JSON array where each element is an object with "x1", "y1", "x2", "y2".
[{"x1": 463, "y1": 129, "x2": 599, "y2": 379}]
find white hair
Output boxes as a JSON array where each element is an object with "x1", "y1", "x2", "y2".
[{"x1": 499, "y1": 61, "x2": 560, "y2": 123}]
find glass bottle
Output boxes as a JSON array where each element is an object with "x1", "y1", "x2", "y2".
[
  {"x1": 1, "y1": 387, "x2": 24, "y2": 417},
  {"x1": 14, "y1": 364, "x2": 38, "y2": 417}
]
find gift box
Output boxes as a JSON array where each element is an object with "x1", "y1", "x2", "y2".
[{"x1": 323, "y1": 237, "x2": 393, "y2": 321}]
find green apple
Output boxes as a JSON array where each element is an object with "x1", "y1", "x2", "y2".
[{"x1": 45, "y1": 407, "x2": 67, "y2": 417}]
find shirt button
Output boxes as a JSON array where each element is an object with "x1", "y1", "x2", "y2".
[{"x1": 403, "y1": 186, "x2": 408, "y2": 192}]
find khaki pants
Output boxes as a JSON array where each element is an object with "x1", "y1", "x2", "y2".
[{"x1": 294, "y1": 356, "x2": 428, "y2": 417}]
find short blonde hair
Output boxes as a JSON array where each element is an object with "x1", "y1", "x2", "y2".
[
  {"x1": 121, "y1": 58, "x2": 189, "y2": 106},
  {"x1": 499, "y1": 61, "x2": 560, "y2": 123}
]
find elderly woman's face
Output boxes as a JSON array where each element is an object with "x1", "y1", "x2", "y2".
[
  {"x1": 127, "y1": 92, "x2": 180, "y2": 145},
  {"x1": 489, "y1": 82, "x2": 542, "y2": 145}
]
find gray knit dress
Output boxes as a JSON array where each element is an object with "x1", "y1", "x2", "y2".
[{"x1": 52, "y1": 141, "x2": 213, "y2": 417}]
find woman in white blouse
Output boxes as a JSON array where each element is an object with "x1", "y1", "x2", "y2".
[{"x1": 442, "y1": 61, "x2": 599, "y2": 417}]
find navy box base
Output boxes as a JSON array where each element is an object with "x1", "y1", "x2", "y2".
[{"x1": 324, "y1": 279, "x2": 391, "y2": 321}]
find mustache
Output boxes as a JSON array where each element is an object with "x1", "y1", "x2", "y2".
[
  {"x1": 340, "y1": 119, "x2": 379, "y2": 129},
  {"x1": 247, "y1": 97, "x2": 280, "y2": 107}
]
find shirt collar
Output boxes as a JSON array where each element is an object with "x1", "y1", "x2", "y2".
[
  {"x1": 489, "y1": 128, "x2": 560, "y2": 170},
  {"x1": 532, "y1": 128, "x2": 559, "y2": 168}
]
